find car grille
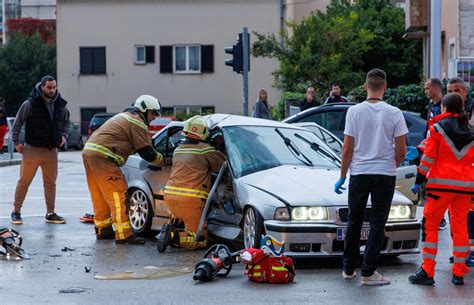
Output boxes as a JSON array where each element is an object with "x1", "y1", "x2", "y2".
[{"x1": 338, "y1": 208, "x2": 371, "y2": 223}]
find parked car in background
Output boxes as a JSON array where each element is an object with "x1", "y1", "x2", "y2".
[
  {"x1": 283, "y1": 103, "x2": 427, "y2": 147},
  {"x1": 294, "y1": 122, "x2": 418, "y2": 203},
  {"x1": 148, "y1": 116, "x2": 176, "y2": 137},
  {"x1": 3, "y1": 117, "x2": 84, "y2": 151},
  {"x1": 87, "y1": 113, "x2": 117, "y2": 137},
  {"x1": 122, "y1": 114, "x2": 420, "y2": 257}
]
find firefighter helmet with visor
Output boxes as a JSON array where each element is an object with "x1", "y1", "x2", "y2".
[{"x1": 182, "y1": 116, "x2": 209, "y2": 141}]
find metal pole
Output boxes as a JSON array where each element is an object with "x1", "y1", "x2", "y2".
[
  {"x1": 2, "y1": 0, "x2": 6, "y2": 45},
  {"x1": 242, "y1": 27, "x2": 249, "y2": 116},
  {"x1": 430, "y1": 0, "x2": 441, "y2": 78}
]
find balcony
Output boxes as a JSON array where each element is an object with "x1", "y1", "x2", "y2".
[{"x1": 448, "y1": 57, "x2": 474, "y2": 87}]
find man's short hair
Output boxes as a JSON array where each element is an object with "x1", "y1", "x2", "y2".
[
  {"x1": 331, "y1": 83, "x2": 340, "y2": 88},
  {"x1": 41, "y1": 75, "x2": 56, "y2": 86},
  {"x1": 447, "y1": 77, "x2": 468, "y2": 89},
  {"x1": 366, "y1": 68, "x2": 386, "y2": 91},
  {"x1": 426, "y1": 78, "x2": 443, "y2": 91}
]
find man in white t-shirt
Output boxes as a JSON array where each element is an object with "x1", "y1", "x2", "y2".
[{"x1": 334, "y1": 68, "x2": 408, "y2": 286}]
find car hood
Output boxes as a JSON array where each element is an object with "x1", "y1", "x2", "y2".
[{"x1": 238, "y1": 165, "x2": 410, "y2": 206}]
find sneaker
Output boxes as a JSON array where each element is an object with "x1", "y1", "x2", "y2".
[
  {"x1": 342, "y1": 270, "x2": 357, "y2": 280},
  {"x1": 439, "y1": 217, "x2": 447, "y2": 230},
  {"x1": 45, "y1": 213, "x2": 66, "y2": 224},
  {"x1": 466, "y1": 253, "x2": 474, "y2": 267},
  {"x1": 451, "y1": 274, "x2": 464, "y2": 285},
  {"x1": 11, "y1": 212, "x2": 23, "y2": 225},
  {"x1": 408, "y1": 268, "x2": 435, "y2": 286},
  {"x1": 115, "y1": 235, "x2": 146, "y2": 245},
  {"x1": 361, "y1": 271, "x2": 391, "y2": 286}
]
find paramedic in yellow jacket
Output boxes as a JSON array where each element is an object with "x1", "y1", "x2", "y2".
[
  {"x1": 82, "y1": 95, "x2": 164, "y2": 245},
  {"x1": 157, "y1": 115, "x2": 226, "y2": 252}
]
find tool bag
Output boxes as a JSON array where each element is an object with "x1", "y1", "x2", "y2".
[{"x1": 241, "y1": 248, "x2": 295, "y2": 284}]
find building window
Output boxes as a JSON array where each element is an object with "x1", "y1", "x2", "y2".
[
  {"x1": 160, "y1": 45, "x2": 213, "y2": 74},
  {"x1": 134, "y1": 45, "x2": 155, "y2": 64},
  {"x1": 80, "y1": 47, "x2": 106, "y2": 75},
  {"x1": 174, "y1": 45, "x2": 200, "y2": 73}
]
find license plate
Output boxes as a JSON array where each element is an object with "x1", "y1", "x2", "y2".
[{"x1": 336, "y1": 227, "x2": 370, "y2": 241}]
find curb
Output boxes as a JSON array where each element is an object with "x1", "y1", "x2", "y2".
[{"x1": 0, "y1": 159, "x2": 22, "y2": 167}]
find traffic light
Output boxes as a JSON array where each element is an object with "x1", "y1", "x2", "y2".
[{"x1": 224, "y1": 33, "x2": 250, "y2": 74}]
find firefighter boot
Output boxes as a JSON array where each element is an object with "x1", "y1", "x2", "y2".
[
  {"x1": 115, "y1": 235, "x2": 146, "y2": 245},
  {"x1": 156, "y1": 224, "x2": 179, "y2": 253},
  {"x1": 95, "y1": 226, "x2": 115, "y2": 240},
  {"x1": 408, "y1": 268, "x2": 435, "y2": 286},
  {"x1": 452, "y1": 275, "x2": 464, "y2": 285}
]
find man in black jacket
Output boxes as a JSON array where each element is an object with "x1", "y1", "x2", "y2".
[{"x1": 10, "y1": 76, "x2": 70, "y2": 225}]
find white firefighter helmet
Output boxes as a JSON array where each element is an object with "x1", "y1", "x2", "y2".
[
  {"x1": 134, "y1": 95, "x2": 161, "y2": 114},
  {"x1": 182, "y1": 115, "x2": 209, "y2": 141}
]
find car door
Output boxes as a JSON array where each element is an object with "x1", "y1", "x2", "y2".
[
  {"x1": 143, "y1": 126, "x2": 184, "y2": 217},
  {"x1": 298, "y1": 109, "x2": 347, "y2": 141}
]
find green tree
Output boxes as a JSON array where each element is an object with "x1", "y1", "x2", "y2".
[
  {"x1": 252, "y1": 0, "x2": 422, "y2": 94},
  {"x1": 0, "y1": 32, "x2": 56, "y2": 115}
]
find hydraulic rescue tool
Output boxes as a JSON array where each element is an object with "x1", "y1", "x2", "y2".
[
  {"x1": 0, "y1": 227, "x2": 30, "y2": 260},
  {"x1": 193, "y1": 244, "x2": 241, "y2": 282}
]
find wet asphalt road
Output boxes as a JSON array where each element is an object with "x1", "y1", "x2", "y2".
[{"x1": 0, "y1": 151, "x2": 472, "y2": 305}]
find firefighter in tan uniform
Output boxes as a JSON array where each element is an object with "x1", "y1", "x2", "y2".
[
  {"x1": 82, "y1": 95, "x2": 164, "y2": 245},
  {"x1": 157, "y1": 116, "x2": 226, "y2": 252}
]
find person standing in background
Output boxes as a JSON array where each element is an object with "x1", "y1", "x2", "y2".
[
  {"x1": 252, "y1": 89, "x2": 272, "y2": 120},
  {"x1": 0, "y1": 99, "x2": 8, "y2": 155}
]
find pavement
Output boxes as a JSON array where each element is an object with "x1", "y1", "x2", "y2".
[
  {"x1": 0, "y1": 151, "x2": 22, "y2": 167},
  {"x1": 0, "y1": 151, "x2": 473, "y2": 305}
]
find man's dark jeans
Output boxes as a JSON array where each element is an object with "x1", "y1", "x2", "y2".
[{"x1": 343, "y1": 174, "x2": 396, "y2": 277}]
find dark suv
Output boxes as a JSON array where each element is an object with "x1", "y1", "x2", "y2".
[
  {"x1": 283, "y1": 103, "x2": 426, "y2": 147},
  {"x1": 88, "y1": 113, "x2": 116, "y2": 137}
]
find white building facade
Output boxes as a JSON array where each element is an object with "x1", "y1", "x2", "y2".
[{"x1": 57, "y1": 0, "x2": 283, "y2": 130}]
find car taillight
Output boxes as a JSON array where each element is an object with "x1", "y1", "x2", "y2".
[{"x1": 88, "y1": 128, "x2": 92, "y2": 136}]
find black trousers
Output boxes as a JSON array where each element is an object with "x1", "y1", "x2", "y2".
[{"x1": 343, "y1": 174, "x2": 396, "y2": 277}]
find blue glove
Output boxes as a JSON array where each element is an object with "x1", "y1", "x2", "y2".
[
  {"x1": 334, "y1": 177, "x2": 346, "y2": 194},
  {"x1": 411, "y1": 184, "x2": 421, "y2": 194},
  {"x1": 405, "y1": 146, "x2": 419, "y2": 161}
]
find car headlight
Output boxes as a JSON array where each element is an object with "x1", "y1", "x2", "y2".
[
  {"x1": 274, "y1": 208, "x2": 290, "y2": 221},
  {"x1": 388, "y1": 205, "x2": 411, "y2": 220},
  {"x1": 291, "y1": 207, "x2": 328, "y2": 221}
]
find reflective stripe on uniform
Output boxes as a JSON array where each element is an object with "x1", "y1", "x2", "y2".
[
  {"x1": 423, "y1": 252, "x2": 436, "y2": 260},
  {"x1": 434, "y1": 123, "x2": 474, "y2": 161},
  {"x1": 113, "y1": 192, "x2": 126, "y2": 240},
  {"x1": 84, "y1": 143, "x2": 125, "y2": 166},
  {"x1": 164, "y1": 185, "x2": 209, "y2": 199},
  {"x1": 418, "y1": 164, "x2": 430, "y2": 174},
  {"x1": 94, "y1": 218, "x2": 112, "y2": 227},
  {"x1": 422, "y1": 242, "x2": 437, "y2": 249},
  {"x1": 421, "y1": 155, "x2": 433, "y2": 164},
  {"x1": 117, "y1": 113, "x2": 147, "y2": 130},
  {"x1": 428, "y1": 178, "x2": 474, "y2": 188},
  {"x1": 252, "y1": 272, "x2": 262, "y2": 277},
  {"x1": 174, "y1": 147, "x2": 216, "y2": 155},
  {"x1": 253, "y1": 265, "x2": 261, "y2": 270},
  {"x1": 454, "y1": 257, "x2": 467, "y2": 263},
  {"x1": 453, "y1": 246, "x2": 470, "y2": 252}
]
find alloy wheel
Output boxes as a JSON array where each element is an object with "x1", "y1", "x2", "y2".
[{"x1": 129, "y1": 189, "x2": 149, "y2": 231}]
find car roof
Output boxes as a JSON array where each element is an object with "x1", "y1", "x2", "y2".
[{"x1": 203, "y1": 114, "x2": 307, "y2": 130}]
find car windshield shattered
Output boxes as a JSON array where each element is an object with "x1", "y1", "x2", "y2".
[{"x1": 223, "y1": 126, "x2": 340, "y2": 178}]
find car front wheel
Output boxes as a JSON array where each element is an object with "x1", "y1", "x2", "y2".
[
  {"x1": 243, "y1": 206, "x2": 265, "y2": 249},
  {"x1": 128, "y1": 188, "x2": 153, "y2": 236}
]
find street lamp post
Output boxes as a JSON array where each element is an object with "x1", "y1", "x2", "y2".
[{"x1": 430, "y1": 0, "x2": 441, "y2": 78}]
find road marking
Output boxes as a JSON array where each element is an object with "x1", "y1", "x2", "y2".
[
  {"x1": 0, "y1": 187, "x2": 89, "y2": 191},
  {"x1": 7, "y1": 196, "x2": 91, "y2": 201}
]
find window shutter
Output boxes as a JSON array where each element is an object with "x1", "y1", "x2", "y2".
[
  {"x1": 201, "y1": 45, "x2": 214, "y2": 73},
  {"x1": 146, "y1": 46, "x2": 155, "y2": 63},
  {"x1": 94, "y1": 47, "x2": 106, "y2": 74},
  {"x1": 80, "y1": 48, "x2": 93, "y2": 74},
  {"x1": 160, "y1": 46, "x2": 173, "y2": 73}
]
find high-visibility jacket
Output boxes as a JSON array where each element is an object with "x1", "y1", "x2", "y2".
[
  {"x1": 417, "y1": 113, "x2": 474, "y2": 194},
  {"x1": 164, "y1": 140, "x2": 226, "y2": 199},
  {"x1": 84, "y1": 112, "x2": 163, "y2": 166}
]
